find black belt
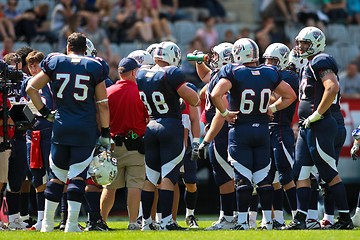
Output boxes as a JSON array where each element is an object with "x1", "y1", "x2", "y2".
[{"x1": 113, "y1": 135, "x2": 125, "y2": 146}]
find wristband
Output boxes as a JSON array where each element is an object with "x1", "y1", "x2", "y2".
[
  {"x1": 269, "y1": 104, "x2": 278, "y2": 113},
  {"x1": 39, "y1": 105, "x2": 51, "y2": 117},
  {"x1": 101, "y1": 127, "x2": 110, "y2": 137},
  {"x1": 193, "y1": 137, "x2": 200, "y2": 143},
  {"x1": 220, "y1": 109, "x2": 229, "y2": 117}
]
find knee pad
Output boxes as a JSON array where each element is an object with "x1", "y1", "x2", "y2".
[
  {"x1": 44, "y1": 181, "x2": 64, "y2": 202},
  {"x1": 235, "y1": 178, "x2": 253, "y2": 192},
  {"x1": 67, "y1": 179, "x2": 86, "y2": 202}
]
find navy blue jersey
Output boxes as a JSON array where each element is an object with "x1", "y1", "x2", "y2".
[
  {"x1": 21, "y1": 77, "x2": 55, "y2": 110},
  {"x1": 41, "y1": 53, "x2": 108, "y2": 146},
  {"x1": 271, "y1": 69, "x2": 299, "y2": 127},
  {"x1": 204, "y1": 70, "x2": 220, "y2": 124},
  {"x1": 136, "y1": 65, "x2": 186, "y2": 120},
  {"x1": 298, "y1": 53, "x2": 338, "y2": 123},
  {"x1": 218, "y1": 63, "x2": 281, "y2": 124}
]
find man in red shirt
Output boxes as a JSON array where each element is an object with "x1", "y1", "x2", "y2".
[{"x1": 100, "y1": 57, "x2": 148, "y2": 230}]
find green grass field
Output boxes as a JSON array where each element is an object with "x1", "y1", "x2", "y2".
[{"x1": 1, "y1": 217, "x2": 360, "y2": 240}]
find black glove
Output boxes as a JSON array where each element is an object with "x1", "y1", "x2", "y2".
[
  {"x1": 98, "y1": 127, "x2": 111, "y2": 150},
  {"x1": 198, "y1": 141, "x2": 210, "y2": 160},
  {"x1": 190, "y1": 141, "x2": 200, "y2": 161},
  {"x1": 39, "y1": 105, "x2": 55, "y2": 122},
  {"x1": 179, "y1": 98, "x2": 186, "y2": 112}
]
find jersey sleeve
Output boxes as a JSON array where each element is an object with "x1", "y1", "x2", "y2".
[
  {"x1": 311, "y1": 53, "x2": 338, "y2": 80},
  {"x1": 96, "y1": 57, "x2": 110, "y2": 83},
  {"x1": 166, "y1": 66, "x2": 186, "y2": 91},
  {"x1": 217, "y1": 64, "x2": 235, "y2": 84},
  {"x1": 40, "y1": 53, "x2": 58, "y2": 78}
]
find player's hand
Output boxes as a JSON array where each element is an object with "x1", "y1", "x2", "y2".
[
  {"x1": 198, "y1": 141, "x2": 210, "y2": 160},
  {"x1": 303, "y1": 111, "x2": 323, "y2": 128},
  {"x1": 98, "y1": 127, "x2": 111, "y2": 150},
  {"x1": 224, "y1": 111, "x2": 239, "y2": 124},
  {"x1": 191, "y1": 141, "x2": 200, "y2": 161},
  {"x1": 351, "y1": 142, "x2": 359, "y2": 161},
  {"x1": 45, "y1": 111, "x2": 55, "y2": 123}
]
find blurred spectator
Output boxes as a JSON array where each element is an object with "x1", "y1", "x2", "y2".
[
  {"x1": 224, "y1": 29, "x2": 235, "y2": 43},
  {"x1": 201, "y1": 0, "x2": 227, "y2": 22},
  {"x1": 3, "y1": 0, "x2": 23, "y2": 40},
  {"x1": 136, "y1": 0, "x2": 175, "y2": 42},
  {"x1": 108, "y1": 0, "x2": 152, "y2": 43},
  {"x1": 260, "y1": 0, "x2": 298, "y2": 22},
  {"x1": 178, "y1": 0, "x2": 209, "y2": 22},
  {"x1": 0, "y1": 37, "x2": 14, "y2": 59},
  {"x1": 195, "y1": 16, "x2": 218, "y2": 52},
  {"x1": 296, "y1": 0, "x2": 326, "y2": 31},
  {"x1": 181, "y1": 36, "x2": 206, "y2": 88},
  {"x1": 51, "y1": 0, "x2": 76, "y2": 36},
  {"x1": 83, "y1": 10, "x2": 112, "y2": 62},
  {"x1": 255, "y1": 16, "x2": 287, "y2": 63},
  {"x1": 339, "y1": 62, "x2": 360, "y2": 98},
  {"x1": 347, "y1": 0, "x2": 360, "y2": 24},
  {"x1": 74, "y1": 0, "x2": 97, "y2": 26},
  {"x1": 58, "y1": 13, "x2": 83, "y2": 53},
  {"x1": 0, "y1": 2, "x2": 16, "y2": 40},
  {"x1": 15, "y1": 3, "x2": 57, "y2": 44},
  {"x1": 237, "y1": 27, "x2": 252, "y2": 39},
  {"x1": 95, "y1": 0, "x2": 112, "y2": 27},
  {"x1": 158, "y1": 0, "x2": 189, "y2": 22},
  {"x1": 322, "y1": 0, "x2": 347, "y2": 24}
]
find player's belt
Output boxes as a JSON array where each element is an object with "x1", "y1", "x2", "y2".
[{"x1": 112, "y1": 135, "x2": 125, "y2": 146}]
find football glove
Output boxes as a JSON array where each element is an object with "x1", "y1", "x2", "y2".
[
  {"x1": 303, "y1": 111, "x2": 323, "y2": 128},
  {"x1": 198, "y1": 141, "x2": 210, "y2": 160},
  {"x1": 352, "y1": 128, "x2": 360, "y2": 140},
  {"x1": 98, "y1": 127, "x2": 111, "y2": 150},
  {"x1": 190, "y1": 140, "x2": 200, "y2": 161},
  {"x1": 351, "y1": 142, "x2": 359, "y2": 161},
  {"x1": 39, "y1": 106, "x2": 55, "y2": 123}
]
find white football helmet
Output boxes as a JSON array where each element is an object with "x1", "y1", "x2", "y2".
[
  {"x1": 263, "y1": 43, "x2": 290, "y2": 70},
  {"x1": 153, "y1": 41, "x2": 181, "y2": 67},
  {"x1": 288, "y1": 49, "x2": 308, "y2": 73},
  {"x1": 295, "y1": 26, "x2": 326, "y2": 58},
  {"x1": 88, "y1": 150, "x2": 118, "y2": 186},
  {"x1": 128, "y1": 50, "x2": 155, "y2": 66},
  {"x1": 146, "y1": 43, "x2": 159, "y2": 57},
  {"x1": 210, "y1": 42, "x2": 234, "y2": 69},
  {"x1": 232, "y1": 38, "x2": 259, "y2": 64},
  {"x1": 85, "y1": 38, "x2": 97, "y2": 57}
]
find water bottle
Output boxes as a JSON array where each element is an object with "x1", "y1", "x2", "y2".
[{"x1": 186, "y1": 53, "x2": 209, "y2": 63}]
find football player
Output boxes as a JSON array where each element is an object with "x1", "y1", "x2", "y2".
[
  {"x1": 26, "y1": 32, "x2": 111, "y2": 232},
  {"x1": 263, "y1": 43, "x2": 299, "y2": 229},
  {"x1": 284, "y1": 26, "x2": 353, "y2": 230},
  {"x1": 194, "y1": 42, "x2": 237, "y2": 230},
  {"x1": 350, "y1": 127, "x2": 360, "y2": 227},
  {"x1": 211, "y1": 38, "x2": 296, "y2": 230},
  {"x1": 137, "y1": 41, "x2": 200, "y2": 231}
]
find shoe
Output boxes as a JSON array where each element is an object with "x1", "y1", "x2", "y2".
[
  {"x1": 351, "y1": 212, "x2": 360, "y2": 227},
  {"x1": 65, "y1": 223, "x2": 82, "y2": 232},
  {"x1": 22, "y1": 217, "x2": 36, "y2": 228},
  {"x1": 320, "y1": 219, "x2": 333, "y2": 229},
  {"x1": 136, "y1": 216, "x2": 142, "y2": 226},
  {"x1": 331, "y1": 218, "x2": 354, "y2": 230},
  {"x1": 40, "y1": 219, "x2": 55, "y2": 232},
  {"x1": 306, "y1": 219, "x2": 321, "y2": 229},
  {"x1": 128, "y1": 222, "x2": 141, "y2": 230},
  {"x1": 85, "y1": 219, "x2": 109, "y2": 231},
  {"x1": 185, "y1": 215, "x2": 199, "y2": 228},
  {"x1": 205, "y1": 217, "x2": 235, "y2": 230},
  {"x1": 141, "y1": 221, "x2": 159, "y2": 231},
  {"x1": 7, "y1": 218, "x2": 27, "y2": 230},
  {"x1": 273, "y1": 219, "x2": 285, "y2": 230},
  {"x1": 160, "y1": 219, "x2": 187, "y2": 231},
  {"x1": 282, "y1": 219, "x2": 306, "y2": 230},
  {"x1": 249, "y1": 219, "x2": 257, "y2": 229},
  {"x1": 232, "y1": 222, "x2": 249, "y2": 230},
  {"x1": 259, "y1": 221, "x2": 273, "y2": 230}
]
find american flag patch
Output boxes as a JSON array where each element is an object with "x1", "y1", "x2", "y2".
[{"x1": 251, "y1": 70, "x2": 260, "y2": 75}]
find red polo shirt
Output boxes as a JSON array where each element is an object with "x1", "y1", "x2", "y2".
[{"x1": 107, "y1": 79, "x2": 148, "y2": 137}]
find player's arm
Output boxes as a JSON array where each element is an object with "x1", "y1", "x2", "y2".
[
  {"x1": 26, "y1": 71, "x2": 51, "y2": 114},
  {"x1": 177, "y1": 84, "x2": 200, "y2": 107},
  {"x1": 196, "y1": 62, "x2": 211, "y2": 83},
  {"x1": 189, "y1": 105, "x2": 200, "y2": 139},
  {"x1": 211, "y1": 78, "x2": 238, "y2": 123},
  {"x1": 317, "y1": 70, "x2": 339, "y2": 115},
  {"x1": 95, "y1": 81, "x2": 110, "y2": 129},
  {"x1": 269, "y1": 80, "x2": 297, "y2": 113}
]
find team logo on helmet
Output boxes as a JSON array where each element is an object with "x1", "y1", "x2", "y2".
[
  {"x1": 222, "y1": 48, "x2": 232, "y2": 58},
  {"x1": 312, "y1": 30, "x2": 322, "y2": 40},
  {"x1": 279, "y1": 47, "x2": 289, "y2": 57},
  {"x1": 134, "y1": 56, "x2": 144, "y2": 64},
  {"x1": 233, "y1": 44, "x2": 244, "y2": 55}
]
